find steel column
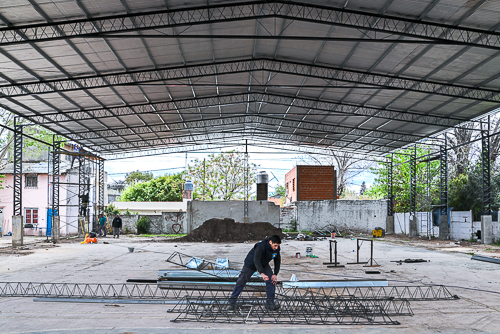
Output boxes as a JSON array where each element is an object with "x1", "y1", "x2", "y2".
[
  {"x1": 98, "y1": 158, "x2": 104, "y2": 216},
  {"x1": 244, "y1": 140, "x2": 249, "y2": 220},
  {"x1": 13, "y1": 118, "x2": 23, "y2": 216},
  {"x1": 409, "y1": 146, "x2": 417, "y2": 216},
  {"x1": 481, "y1": 117, "x2": 491, "y2": 215},
  {"x1": 51, "y1": 138, "x2": 61, "y2": 218},
  {"x1": 387, "y1": 154, "x2": 393, "y2": 217},
  {"x1": 78, "y1": 154, "x2": 88, "y2": 217},
  {"x1": 439, "y1": 140, "x2": 448, "y2": 216}
]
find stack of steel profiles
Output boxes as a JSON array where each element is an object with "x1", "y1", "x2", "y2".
[
  {"x1": 166, "y1": 252, "x2": 242, "y2": 279},
  {"x1": 168, "y1": 295, "x2": 405, "y2": 325},
  {"x1": 158, "y1": 269, "x2": 261, "y2": 282}
]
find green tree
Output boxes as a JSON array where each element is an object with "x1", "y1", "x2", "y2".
[
  {"x1": 125, "y1": 170, "x2": 154, "y2": 186},
  {"x1": 448, "y1": 163, "x2": 500, "y2": 219},
  {"x1": 188, "y1": 151, "x2": 258, "y2": 200},
  {"x1": 273, "y1": 184, "x2": 286, "y2": 197},
  {"x1": 365, "y1": 147, "x2": 440, "y2": 212},
  {"x1": 120, "y1": 173, "x2": 184, "y2": 201}
]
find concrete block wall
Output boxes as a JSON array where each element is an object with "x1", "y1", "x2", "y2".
[
  {"x1": 186, "y1": 200, "x2": 280, "y2": 232},
  {"x1": 449, "y1": 211, "x2": 476, "y2": 240},
  {"x1": 290, "y1": 199, "x2": 388, "y2": 233},
  {"x1": 120, "y1": 212, "x2": 186, "y2": 234}
]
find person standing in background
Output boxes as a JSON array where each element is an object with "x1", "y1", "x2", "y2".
[{"x1": 112, "y1": 214, "x2": 123, "y2": 239}]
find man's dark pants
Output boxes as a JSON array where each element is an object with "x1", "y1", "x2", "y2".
[{"x1": 229, "y1": 265, "x2": 275, "y2": 306}]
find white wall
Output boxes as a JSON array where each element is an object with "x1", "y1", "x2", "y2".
[
  {"x1": 292, "y1": 200, "x2": 388, "y2": 233},
  {"x1": 449, "y1": 211, "x2": 475, "y2": 241},
  {"x1": 186, "y1": 200, "x2": 280, "y2": 232},
  {"x1": 394, "y1": 212, "x2": 439, "y2": 237}
]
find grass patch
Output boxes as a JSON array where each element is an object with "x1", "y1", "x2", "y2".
[{"x1": 465, "y1": 252, "x2": 475, "y2": 256}]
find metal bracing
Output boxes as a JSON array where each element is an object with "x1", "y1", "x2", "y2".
[
  {"x1": 0, "y1": 2, "x2": 499, "y2": 50},
  {"x1": 88, "y1": 131, "x2": 396, "y2": 156},
  {"x1": 3, "y1": 59, "x2": 498, "y2": 103},
  {"x1": 25, "y1": 93, "x2": 466, "y2": 129},
  {"x1": 439, "y1": 141, "x2": 448, "y2": 216},
  {"x1": 67, "y1": 115, "x2": 428, "y2": 145},
  {"x1": 387, "y1": 154, "x2": 393, "y2": 217},
  {"x1": 481, "y1": 117, "x2": 491, "y2": 215},
  {"x1": 98, "y1": 159, "x2": 104, "y2": 216},
  {"x1": 12, "y1": 118, "x2": 22, "y2": 216},
  {"x1": 409, "y1": 146, "x2": 417, "y2": 216},
  {"x1": 51, "y1": 138, "x2": 62, "y2": 218}
]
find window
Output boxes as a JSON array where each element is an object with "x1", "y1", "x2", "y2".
[
  {"x1": 25, "y1": 208, "x2": 38, "y2": 225},
  {"x1": 25, "y1": 174, "x2": 38, "y2": 188},
  {"x1": 293, "y1": 178, "x2": 295, "y2": 191}
]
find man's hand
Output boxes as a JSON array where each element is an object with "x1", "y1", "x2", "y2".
[
  {"x1": 271, "y1": 275, "x2": 278, "y2": 285},
  {"x1": 260, "y1": 273, "x2": 269, "y2": 281}
]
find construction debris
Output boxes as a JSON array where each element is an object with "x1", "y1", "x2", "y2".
[
  {"x1": 390, "y1": 259, "x2": 428, "y2": 264},
  {"x1": 175, "y1": 218, "x2": 284, "y2": 242},
  {"x1": 471, "y1": 255, "x2": 500, "y2": 265}
]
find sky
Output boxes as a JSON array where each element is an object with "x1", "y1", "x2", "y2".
[{"x1": 104, "y1": 146, "x2": 377, "y2": 196}]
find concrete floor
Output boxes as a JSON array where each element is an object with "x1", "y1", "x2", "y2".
[{"x1": 0, "y1": 235, "x2": 499, "y2": 334}]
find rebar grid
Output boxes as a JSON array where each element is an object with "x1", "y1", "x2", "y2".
[
  {"x1": 168, "y1": 295, "x2": 404, "y2": 325},
  {"x1": 0, "y1": 282, "x2": 458, "y2": 302}
]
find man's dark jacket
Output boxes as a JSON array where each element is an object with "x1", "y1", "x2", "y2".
[
  {"x1": 243, "y1": 239, "x2": 281, "y2": 275},
  {"x1": 112, "y1": 216, "x2": 122, "y2": 228}
]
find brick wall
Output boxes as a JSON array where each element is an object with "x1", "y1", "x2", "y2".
[
  {"x1": 284, "y1": 166, "x2": 298, "y2": 204},
  {"x1": 297, "y1": 166, "x2": 336, "y2": 201}
]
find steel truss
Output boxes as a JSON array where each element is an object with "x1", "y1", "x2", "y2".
[
  {"x1": 0, "y1": 282, "x2": 458, "y2": 302},
  {"x1": 89, "y1": 131, "x2": 396, "y2": 156},
  {"x1": 78, "y1": 154, "x2": 88, "y2": 218},
  {"x1": 67, "y1": 115, "x2": 428, "y2": 144},
  {"x1": 98, "y1": 158, "x2": 104, "y2": 216},
  {"x1": 440, "y1": 143, "x2": 448, "y2": 216},
  {"x1": 51, "y1": 139, "x2": 62, "y2": 219},
  {"x1": 409, "y1": 146, "x2": 417, "y2": 216},
  {"x1": 0, "y1": 1, "x2": 499, "y2": 50},
  {"x1": 481, "y1": 118, "x2": 491, "y2": 215},
  {"x1": 168, "y1": 295, "x2": 405, "y2": 325},
  {"x1": 2, "y1": 59, "x2": 497, "y2": 104},
  {"x1": 26, "y1": 93, "x2": 465, "y2": 129},
  {"x1": 13, "y1": 118, "x2": 22, "y2": 216},
  {"x1": 387, "y1": 155, "x2": 393, "y2": 217}
]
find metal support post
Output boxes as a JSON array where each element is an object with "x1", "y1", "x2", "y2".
[
  {"x1": 243, "y1": 140, "x2": 249, "y2": 223},
  {"x1": 98, "y1": 158, "x2": 104, "y2": 216},
  {"x1": 481, "y1": 117, "x2": 491, "y2": 215},
  {"x1": 409, "y1": 146, "x2": 417, "y2": 216},
  {"x1": 51, "y1": 138, "x2": 62, "y2": 243},
  {"x1": 13, "y1": 118, "x2": 23, "y2": 217},
  {"x1": 78, "y1": 154, "x2": 88, "y2": 237},
  {"x1": 12, "y1": 118, "x2": 23, "y2": 247},
  {"x1": 387, "y1": 154, "x2": 393, "y2": 217}
]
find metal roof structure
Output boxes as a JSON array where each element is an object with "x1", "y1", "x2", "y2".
[{"x1": 0, "y1": 0, "x2": 499, "y2": 159}]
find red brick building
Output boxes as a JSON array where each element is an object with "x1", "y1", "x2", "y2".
[{"x1": 285, "y1": 166, "x2": 337, "y2": 204}]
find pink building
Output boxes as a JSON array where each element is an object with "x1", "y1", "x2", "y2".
[{"x1": 0, "y1": 159, "x2": 79, "y2": 237}]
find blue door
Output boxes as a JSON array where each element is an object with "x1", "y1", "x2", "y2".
[{"x1": 46, "y1": 209, "x2": 58, "y2": 236}]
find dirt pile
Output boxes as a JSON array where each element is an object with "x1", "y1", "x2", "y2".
[{"x1": 177, "y1": 218, "x2": 284, "y2": 242}]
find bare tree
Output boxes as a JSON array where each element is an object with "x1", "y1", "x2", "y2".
[
  {"x1": 299, "y1": 151, "x2": 373, "y2": 196},
  {"x1": 447, "y1": 123, "x2": 478, "y2": 177}
]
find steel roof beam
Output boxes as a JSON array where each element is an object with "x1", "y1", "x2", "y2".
[
  {"x1": 1, "y1": 1, "x2": 499, "y2": 50},
  {"x1": 82, "y1": 127, "x2": 396, "y2": 154},
  {"x1": 25, "y1": 92, "x2": 465, "y2": 128},
  {"x1": 64, "y1": 114, "x2": 425, "y2": 143},
  {"x1": 2, "y1": 59, "x2": 497, "y2": 103}
]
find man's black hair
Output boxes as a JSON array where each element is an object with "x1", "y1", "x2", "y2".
[{"x1": 270, "y1": 235, "x2": 281, "y2": 244}]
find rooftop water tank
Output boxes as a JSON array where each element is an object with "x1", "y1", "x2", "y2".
[
  {"x1": 257, "y1": 171, "x2": 269, "y2": 184},
  {"x1": 184, "y1": 180, "x2": 194, "y2": 191},
  {"x1": 256, "y1": 171, "x2": 268, "y2": 201}
]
